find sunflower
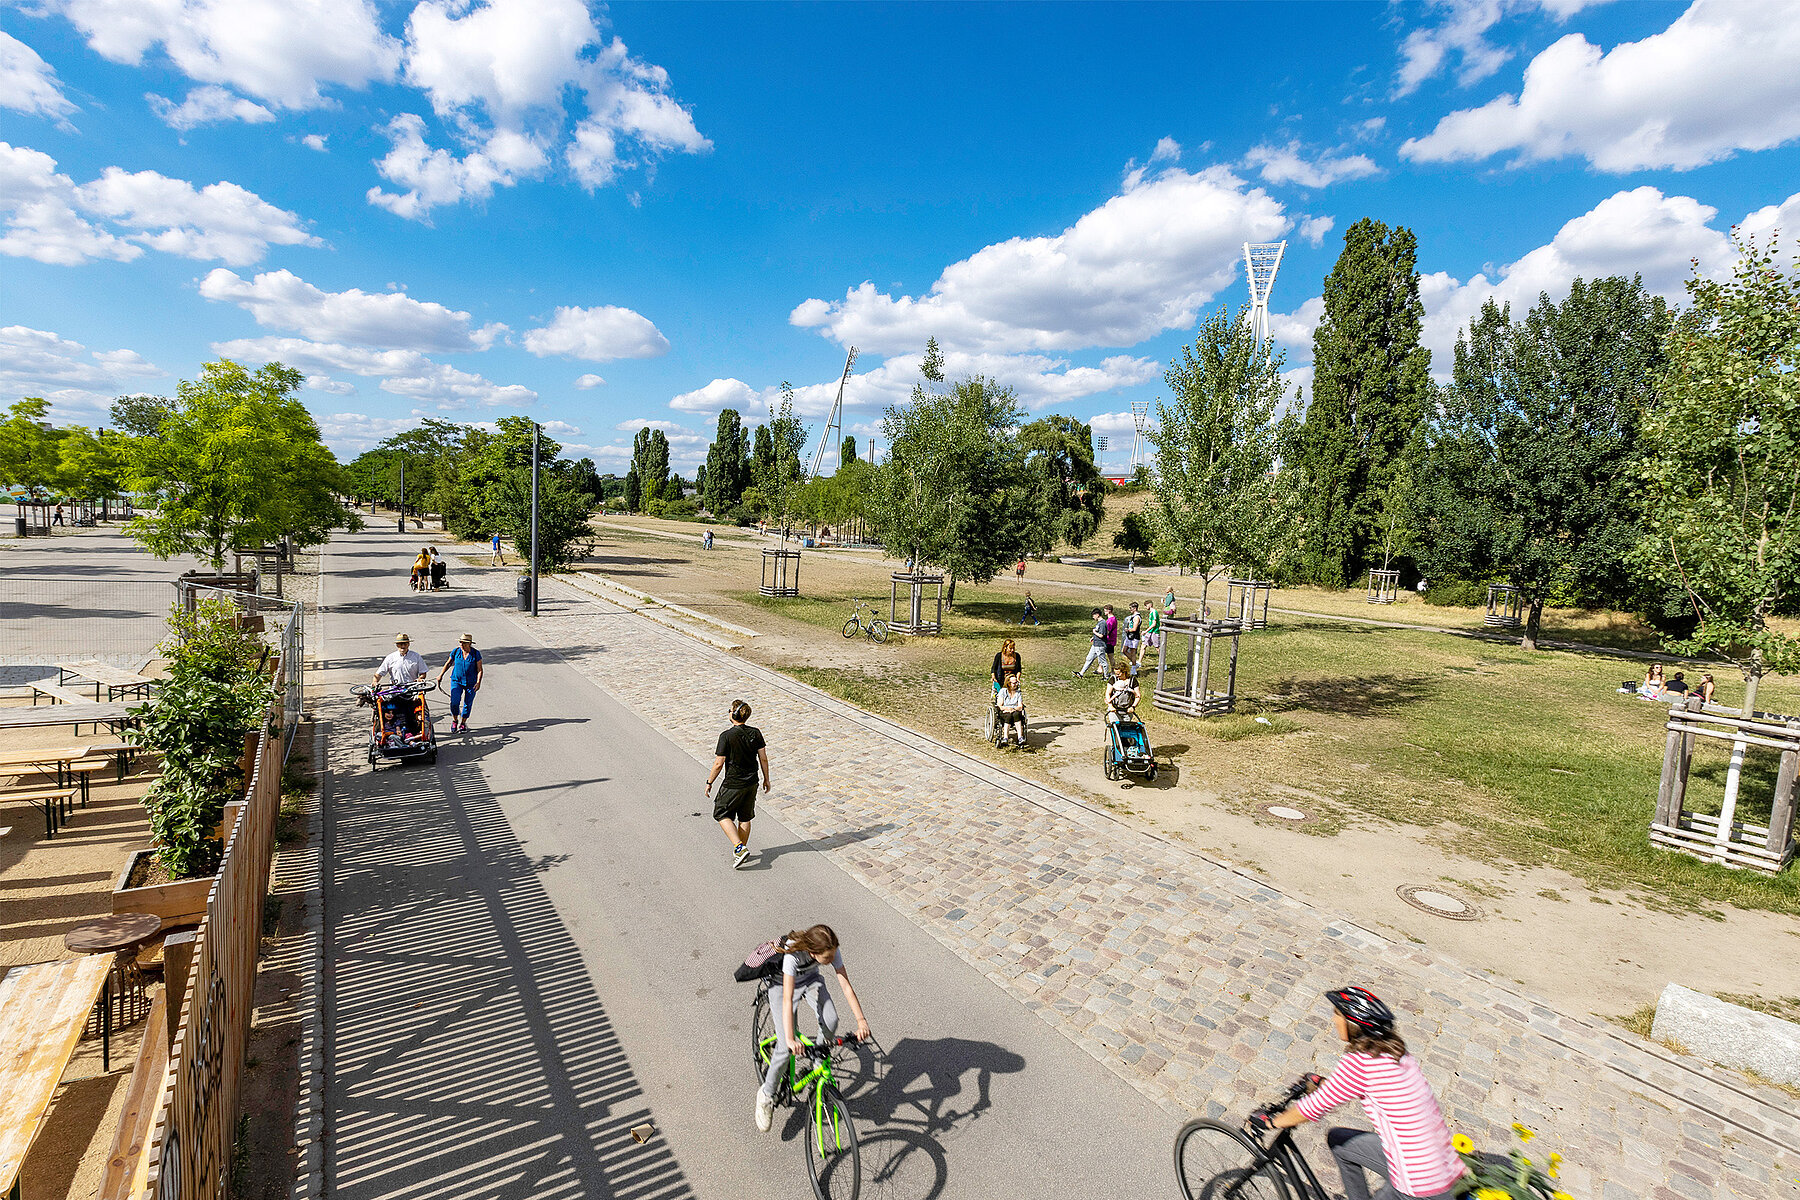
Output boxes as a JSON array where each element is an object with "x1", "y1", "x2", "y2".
[
  {"x1": 1474, "y1": 1190, "x2": 1511, "y2": 1200},
  {"x1": 1453, "y1": 1134, "x2": 1475, "y2": 1155},
  {"x1": 1511, "y1": 1122, "x2": 1536, "y2": 1143}
]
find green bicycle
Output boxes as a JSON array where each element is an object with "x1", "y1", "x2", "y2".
[{"x1": 751, "y1": 977, "x2": 863, "y2": 1200}]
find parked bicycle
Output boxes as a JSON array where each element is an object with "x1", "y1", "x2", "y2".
[
  {"x1": 842, "y1": 599, "x2": 890, "y2": 644},
  {"x1": 1175, "y1": 1076, "x2": 1332, "y2": 1200},
  {"x1": 751, "y1": 977, "x2": 866, "y2": 1199}
]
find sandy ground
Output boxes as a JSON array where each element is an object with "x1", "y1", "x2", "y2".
[
  {"x1": 548, "y1": 514, "x2": 1800, "y2": 1024},
  {"x1": 1, "y1": 706, "x2": 158, "y2": 1200}
]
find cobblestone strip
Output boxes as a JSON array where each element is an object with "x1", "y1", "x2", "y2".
[{"x1": 478, "y1": 565, "x2": 1800, "y2": 1200}]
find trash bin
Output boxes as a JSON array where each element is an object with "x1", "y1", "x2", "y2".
[
  {"x1": 12, "y1": 517, "x2": 24, "y2": 538},
  {"x1": 516, "y1": 575, "x2": 533, "y2": 612}
]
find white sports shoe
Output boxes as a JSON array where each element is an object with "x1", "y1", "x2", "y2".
[{"x1": 754, "y1": 1091, "x2": 774, "y2": 1132}]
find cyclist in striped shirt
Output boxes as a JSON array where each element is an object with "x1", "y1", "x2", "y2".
[{"x1": 1260, "y1": 987, "x2": 1468, "y2": 1200}]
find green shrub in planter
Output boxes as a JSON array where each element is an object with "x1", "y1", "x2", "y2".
[{"x1": 130, "y1": 598, "x2": 274, "y2": 878}]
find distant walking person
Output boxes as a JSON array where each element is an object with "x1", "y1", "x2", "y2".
[
  {"x1": 435, "y1": 634, "x2": 483, "y2": 733},
  {"x1": 53, "y1": 505, "x2": 65, "y2": 526},
  {"x1": 1015, "y1": 558, "x2": 1026, "y2": 584},
  {"x1": 1020, "y1": 590, "x2": 1039, "y2": 626},
  {"x1": 707, "y1": 700, "x2": 770, "y2": 869},
  {"x1": 490, "y1": 531, "x2": 506, "y2": 565},
  {"x1": 1103, "y1": 604, "x2": 1119, "y2": 663}
]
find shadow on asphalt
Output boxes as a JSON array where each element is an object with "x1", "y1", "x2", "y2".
[{"x1": 323, "y1": 718, "x2": 697, "y2": 1200}]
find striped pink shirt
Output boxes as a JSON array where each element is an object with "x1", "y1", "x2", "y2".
[{"x1": 1296, "y1": 1052, "x2": 1466, "y2": 1196}]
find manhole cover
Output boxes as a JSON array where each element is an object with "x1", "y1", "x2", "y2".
[
  {"x1": 1396, "y1": 885, "x2": 1482, "y2": 921},
  {"x1": 1266, "y1": 805, "x2": 1308, "y2": 821}
]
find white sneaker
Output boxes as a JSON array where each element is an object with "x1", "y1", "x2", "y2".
[{"x1": 754, "y1": 1091, "x2": 774, "y2": 1132}]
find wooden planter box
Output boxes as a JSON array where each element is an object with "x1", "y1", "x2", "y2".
[{"x1": 112, "y1": 801, "x2": 244, "y2": 929}]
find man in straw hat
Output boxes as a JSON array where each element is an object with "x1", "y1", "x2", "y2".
[
  {"x1": 436, "y1": 633, "x2": 484, "y2": 733},
  {"x1": 373, "y1": 632, "x2": 428, "y2": 738}
]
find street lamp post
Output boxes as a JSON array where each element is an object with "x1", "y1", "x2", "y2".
[{"x1": 530, "y1": 422, "x2": 540, "y2": 617}]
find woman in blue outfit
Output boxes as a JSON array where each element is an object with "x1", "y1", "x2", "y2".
[{"x1": 435, "y1": 633, "x2": 484, "y2": 733}]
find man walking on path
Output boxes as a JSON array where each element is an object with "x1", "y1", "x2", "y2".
[
  {"x1": 491, "y1": 531, "x2": 506, "y2": 565},
  {"x1": 1075, "y1": 608, "x2": 1111, "y2": 678},
  {"x1": 436, "y1": 633, "x2": 483, "y2": 733},
  {"x1": 707, "y1": 700, "x2": 769, "y2": 869}
]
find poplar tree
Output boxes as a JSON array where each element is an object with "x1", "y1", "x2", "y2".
[
  {"x1": 703, "y1": 408, "x2": 749, "y2": 514},
  {"x1": 1296, "y1": 218, "x2": 1432, "y2": 588}
]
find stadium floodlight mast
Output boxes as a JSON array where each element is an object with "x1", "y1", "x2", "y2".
[
  {"x1": 1129, "y1": 400, "x2": 1152, "y2": 472},
  {"x1": 1243, "y1": 241, "x2": 1286, "y2": 345},
  {"x1": 806, "y1": 347, "x2": 858, "y2": 483}
]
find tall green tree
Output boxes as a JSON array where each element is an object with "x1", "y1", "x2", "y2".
[
  {"x1": 629, "y1": 427, "x2": 671, "y2": 506},
  {"x1": 1147, "y1": 305, "x2": 1295, "y2": 581},
  {"x1": 840, "y1": 435, "x2": 858, "y2": 468},
  {"x1": 1019, "y1": 414, "x2": 1105, "y2": 550},
  {"x1": 57, "y1": 426, "x2": 130, "y2": 503},
  {"x1": 109, "y1": 394, "x2": 173, "y2": 438},
  {"x1": 756, "y1": 385, "x2": 808, "y2": 536},
  {"x1": 1636, "y1": 234, "x2": 1800, "y2": 713},
  {"x1": 703, "y1": 408, "x2": 750, "y2": 514},
  {"x1": 1295, "y1": 218, "x2": 1433, "y2": 587},
  {"x1": 874, "y1": 358, "x2": 1040, "y2": 603},
  {"x1": 124, "y1": 361, "x2": 349, "y2": 568},
  {"x1": 0, "y1": 398, "x2": 63, "y2": 499},
  {"x1": 1413, "y1": 278, "x2": 1671, "y2": 649}
]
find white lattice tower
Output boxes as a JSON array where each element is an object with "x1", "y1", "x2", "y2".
[
  {"x1": 1129, "y1": 401, "x2": 1151, "y2": 471},
  {"x1": 1244, "y1": 241, "x2": 1286, "y2": 345},
  {"x1": 806, "y1": 347, "x2": 858, "y2": 482}
]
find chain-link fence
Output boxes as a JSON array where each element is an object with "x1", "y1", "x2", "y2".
[{"x1": 0, "y1": 577, "x2": 175, "y2": 677}]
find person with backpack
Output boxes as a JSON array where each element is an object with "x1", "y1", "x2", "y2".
[
  {"x1": 748, "y1": 925, "x2": 872, "y2": 1132},
  {"x1": 706, "y1": 699, "x2": 769, "y2": 869}
]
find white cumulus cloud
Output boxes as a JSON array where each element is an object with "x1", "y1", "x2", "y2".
[
  {"x1": 1298, "y1": 216, "x2": 1335, "y2": 247},
  {"x1": 522, "y1": 304, "x2": 669, "y2": 361},
  {"x1": 792, "y1": 164, "x2": 1289, "y2": 357},
  {"x1": 1243, "y1": 143, "x2": 1380, "y2": 188},
  {"x1": 572, "y1": 373, "x2": 605, "y2": 389},
  {"x1": 367, "y1": 0, "x2": 707, "y2": 218},
  {"x1": 45, "y1": 0, "x2": 401, "y2": 111},
  {"x1": 301, "y1": 133, "x2": 328, "y2": 151},
  {"x1": 669, "y1": 376, "x2": 758, "y2": 415},
  {"x1": 305, "y1": 375, "x2": 357, "y2": 395},
  {"x1": 148, "y1": 86, "x2": 275, "y2": 130},
  {"x1": 73, "y1": 164, "x2": 318, "y2": 265},
  {"x1": 212, "y1": 335, "x2": 535, "y2": 410},
  {"x1": 0, "y1": 325, "x2": 163, "y2": 414},
  {"x1": 0, "y1": 143, "x2": 139, "y2": 265},
  {"x1": 199, "y1": 268, "x2": 505, "y2": 352},
  {"x1": 0, "y1": 31, "x2": 76, "y2": 119},
  {"x1": 1402, "y1": 0, "x2": 1800, "y2": 171}
]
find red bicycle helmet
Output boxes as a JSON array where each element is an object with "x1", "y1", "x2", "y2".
[{"x1": 1326, "y1": 986, "x2": 1396, "y2": 1036}]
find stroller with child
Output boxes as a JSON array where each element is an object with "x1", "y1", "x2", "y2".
[
  {"x1": 349, "y1": 679, "x2": 439, "y2": 768},
  {"x1": 1101, "y1": 683, "x2": 1158, "y2": 783}
]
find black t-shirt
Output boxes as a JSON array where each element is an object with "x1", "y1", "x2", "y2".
[{"x1": 716, "y1": 723, "x2": 766, "y2": 785}]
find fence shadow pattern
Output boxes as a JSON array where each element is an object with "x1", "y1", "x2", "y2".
[{"x1": 322, "y1": 712, "x2": 693, "y2": 1200}]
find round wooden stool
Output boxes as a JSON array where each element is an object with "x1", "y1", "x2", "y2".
[{"x1": 65, "y1": 912, "x2": 163, "y2": 1028}]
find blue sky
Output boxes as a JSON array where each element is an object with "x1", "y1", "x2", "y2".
[{"x1": 3, "y1": 0, "x2": 1797, "y2": 476}]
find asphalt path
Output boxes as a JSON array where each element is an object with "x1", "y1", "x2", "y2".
[
  {"x1": 0, "y1": 526, "x2": 204, "y2": 672},
  {"x1": 317, "y1": 526, "x2": 1170, "y2": 1200}
]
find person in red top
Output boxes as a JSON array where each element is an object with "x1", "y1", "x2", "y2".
[{"x1": 1262, "y1": 987, "x2": 1467, "y2": 1200}]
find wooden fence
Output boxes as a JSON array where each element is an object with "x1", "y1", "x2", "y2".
[{"x1": 138, "y1": 675, "x2": 285, "y2": 1199}]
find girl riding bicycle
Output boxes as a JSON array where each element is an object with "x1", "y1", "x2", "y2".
[
  {"x1": 754, "y1": 924, "x2": 871, "y2": 1133},
  {"x1": 1261, "y1": 987, "x2": 1466, "y2": 1200}
]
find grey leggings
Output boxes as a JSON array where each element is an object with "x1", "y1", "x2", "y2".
[
  {"x1": 759, "y1": 977, "x2": 838, "y2": 1099},
  {"x1": 1328, "y1": 1129, "x2": 1463, "y2": 1200}
]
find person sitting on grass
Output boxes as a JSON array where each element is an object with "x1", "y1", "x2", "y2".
[
  {"x1": 1104, "y1": 663, "x2": 1139, "y2": 725},
  {"x1": 1638, "y1": 663, "x2": 1665, "y2": 699},
  {"x1": 1697, "y1": 673, "x2": 1716, "y2": 706},
  {"x1": 996, "y1": 672, "x2": 1027, "y2": 748},
  {"x1": 1663, "y1": 671, "x2": 1689, "y2": 698}
]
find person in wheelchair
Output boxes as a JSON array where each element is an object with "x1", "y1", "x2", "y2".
[
  {"x1": 1104, "y1": 662, "x2": 1139, "y2": 725},
  {"x1": 996, "y1": 671, "x2": 1027, "y2": 748},
  {"x1": 990, "y1": 638, "x2": 1022, "y2": 698}
]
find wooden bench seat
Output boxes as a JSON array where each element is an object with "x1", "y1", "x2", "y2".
[
  {"x1": 0, "y1": 956, "x2": 114, "y2": 1200},
  {"x1": 31, "y1": 683, "x2": 93, "y2": 706},
  {"x1": 1, "y1": 787, "x2": 78, "y2": 838}
]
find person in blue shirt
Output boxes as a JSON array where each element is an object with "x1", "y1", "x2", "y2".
[{"x1": 435, "y1": 633, "x2": 484, "y2": 733}]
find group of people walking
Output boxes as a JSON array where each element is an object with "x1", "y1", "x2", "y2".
[
  {"x1": 1076, "y1": 587, "x2": 1178, "y2": 680},
  {"x1": 373, "y1": 630, "x2": 485, "y2": 732}
]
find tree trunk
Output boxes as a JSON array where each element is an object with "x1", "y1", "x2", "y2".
[
  {"x1": 946, "y1": 576, "x2": 957, "y2": 607},
  {"x1": 1521, "y1": 598, "x2": 1545, "y2": 651},
  {"x1": 1743, "y1": 655, "x2": 1763, "y2": 717}
]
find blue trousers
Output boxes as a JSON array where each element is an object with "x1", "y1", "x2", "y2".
[{"x1": 448, "y1": 682, "x2": 476, "y2": 719}]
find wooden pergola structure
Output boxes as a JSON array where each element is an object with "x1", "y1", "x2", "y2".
[
  {"x1": 888, "y1": 571, "x2": 944, "y2": 635},
  {"x1": 1651, "y1": 697, "x2": 1799, "y2": 875},
  {"x1": 1485, "y1": 584, "x2": 1523, "y2": 631},
  {"x1": 1366, "y1": 568, "x2": 1399, "y2": 604},
  {"x1": 1152, "y1": 613, "x2": 1242, "y2": 718},
  {"x1": 759, "y1": 547, "x2": 801, "y2": 598}
]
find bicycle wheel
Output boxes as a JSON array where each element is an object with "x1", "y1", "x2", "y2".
[
  {"x1": 750, "y1": 986, "x2": 777, "y2": 1087},
  {"x1": 1174, "y1": 1120, "x2": 1289, "y2": 1200},
  {"x1": 868, "y1": 619, "x2": 889, "y2": 644},
  {"x1": 842, "y1": 617, "x2": 861, "y2": 639},
  {"x1": 805, "y1": 1083, "x2": 860, "y2": 1200}
]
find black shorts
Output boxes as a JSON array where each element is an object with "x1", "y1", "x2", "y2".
[{"x1": 714, "y1": 782, "x2": 757, "y2": 822}]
